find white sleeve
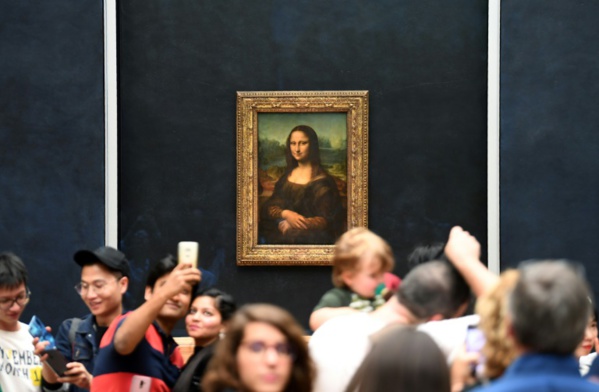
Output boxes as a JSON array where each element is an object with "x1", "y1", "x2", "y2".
[{"x1": 417, "y1": 314, "x2": 480, "y2": 364}]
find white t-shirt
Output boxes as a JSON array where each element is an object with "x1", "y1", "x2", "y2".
[
  {"x1": 309, "y1": 313, "x2": 480, "y2": 392},
  {"x1": 309, "y1": 313, "x2": 386, "y2": 392},
  {"x1": 417, "y1": 314, "x2": 480, "y2": 363},
  {"x1": 0, "y1": 321, "x2": 43, "y2": 392}
]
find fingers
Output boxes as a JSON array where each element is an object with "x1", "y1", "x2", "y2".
[
  {"x1": 32, "y1": 339, "x2": 50, "y2": 358},
  {"x1": 58, "y1": 362, "x2": 92, "y2": 388},
  {"x1": 445, "y1": 226, "x2": 481, "y2": 261}
]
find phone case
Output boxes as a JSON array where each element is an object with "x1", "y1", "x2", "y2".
[
  {"x1": 44, "y1": 349, "x2": 69, "y2": 377},
  {"x1": 130, "y1": 375, "x2": 152, "y2": 392},
  {"x1": 178, "y1": 241, "x2": 199, "y2": 268}
]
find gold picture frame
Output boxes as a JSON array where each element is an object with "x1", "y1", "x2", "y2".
[{"x1": 236, "y1": 91, "x2": 368, "y2": 266}]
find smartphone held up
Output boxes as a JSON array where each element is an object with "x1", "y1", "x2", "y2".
[{"x1": 178, "y1": 241, "x2": 199, "y2": 269}]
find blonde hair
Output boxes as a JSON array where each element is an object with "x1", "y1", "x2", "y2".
[
  {"x1": 475, "y1": 269, "x2": 519, "y2": 379},
  {"x1": 332, "y1": 227, "x2": 394, "y2": 288}
]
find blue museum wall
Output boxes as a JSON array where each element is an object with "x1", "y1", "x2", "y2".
[
  {"x1": 0, "y1": 1, "x2": 105, "y2": 328},
  {"x1": 500, "y1": 0, "x2": 599, "y2": 300},
  {"x1": 117, "y1": 0, "x2": 489, "y2": 332}
]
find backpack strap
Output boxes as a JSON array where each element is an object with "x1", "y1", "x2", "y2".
[{"x1": 68, "y1": 317, "x2": 83, "y2": 346}]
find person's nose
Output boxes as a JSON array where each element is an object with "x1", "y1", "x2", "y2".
[
  {"x1": 8, "y1": 300, "x2": 21, "y2": 311},
  {"x1": 264, "y1": 348, "x2": 279, "y2": 366},
  {"x1": 84, "y1": 289, "x2": 98, "y2": 300},
  {"x1": 171, "y1": 293, "x2": 182, "y2": 303}
]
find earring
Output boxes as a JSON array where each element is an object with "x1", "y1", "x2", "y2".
[{"x1": 219, "y1": 331, "x2": 225, "y2": 340}]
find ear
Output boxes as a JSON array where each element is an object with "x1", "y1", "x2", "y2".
[
  {"x1": 119, "y1": 276, "x2": 129, "y2": 294},
  {"x1": 428, "y1": 313, "x2": 444, "y2": 322},
  {"x1": 341, "y1": 270, "x2": 354, "y2": 288},
  {"x1": 144, "y1": 286, "x2": 153, "y2": 301}
]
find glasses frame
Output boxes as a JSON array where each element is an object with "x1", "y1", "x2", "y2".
[
  {"x1": 239, "y1": 340, "x2": 295, "y2": 360},
  {"x1": 0, "y1": 288, "x2": 31, "y2": 310},
  {"x1": 74, "y1": 277, "x2": 120, "y2": 296}
]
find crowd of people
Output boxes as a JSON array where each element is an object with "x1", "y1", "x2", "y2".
[{"x1": 1, "y1": 226, "x2": 599, "y2": 391}]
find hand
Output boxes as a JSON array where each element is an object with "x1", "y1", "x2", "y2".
[
  {"x1": 281, "y1": 210, "x2": 308, "y2": 230},
  {"x1": 445, "y1": 226, "x2": 481, "y2": 266},
  {"x1": 155, "y1": 262, "x2": 201, "y2": 299},
  {"x1": 278, "y1": 220, "x2": 291, "y2": 234},
  {"x1": 450, "y1": 344, "x2": 480, "y2": 392},
  {"x1": 57, "y1": 362, "x2": 92, "y2": 389},
  {"x1": 32, "y1": 326, "x2": 52, "y2": 361}
]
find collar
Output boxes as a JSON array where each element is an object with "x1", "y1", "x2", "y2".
[
  {"x1": 504, "y1": 353, "x2": 580, "y2": 377},
  {"x1": 152, "y1": 320, "x2": 177, "y2": 355}
]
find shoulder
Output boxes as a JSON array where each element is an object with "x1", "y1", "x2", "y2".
[
  {"x1": 317, "y1": 287, "x2": 352, "y2": 305},
  {"x1": 310, "y1": 313, "x2": 382, "y2": 345},
  {"x1": 418, "y1": 314, "x2": 480, "y2": 362}
]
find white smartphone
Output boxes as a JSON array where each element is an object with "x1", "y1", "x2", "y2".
[{"x1": 178, "y1": 241, "x2": 199, "y2": 269}]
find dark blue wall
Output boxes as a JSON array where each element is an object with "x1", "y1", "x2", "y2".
[
  {"x1": 117, "y1": 0, "x2": 488, "y2": 332},
  {"x1": 0, "y1": 1, "x2": 105, "y2": 328},
  {"x1": 501, "y1": 1, "x2": 599, "y2": 298}
]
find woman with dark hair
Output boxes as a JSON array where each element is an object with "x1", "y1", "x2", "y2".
[
  {"x1": 576, "y1": 300, "x2": 598, "y2": 376},
  {"x1": 172, "y1": 288, "x2": 237, "y2": 392},
  {"x1": 260, "y1": 125, "x2": 344, "y2": 245},
  {"x1": 345, "y1": 324, "x2": 451, "y2": 392},
  {"x1": 202, "y1": 303, "x2": 314, "y2": 392}
]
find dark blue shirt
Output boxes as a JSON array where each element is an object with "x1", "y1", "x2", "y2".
[{"x1": 473, "y1": 353, "x2": 599, "y2": 392}]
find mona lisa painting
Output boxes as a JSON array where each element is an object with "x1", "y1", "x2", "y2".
[{"x1": 237, "y1": 91, "x2": 368, "y2": 266}]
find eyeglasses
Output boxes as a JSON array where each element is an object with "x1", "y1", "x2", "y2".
[
  {"x1": 240, "y1": 341, "x2": 295, "y2": 359},
  {"x1": 74, "y1": 278, "x2": 118, "y2": 296},
  {"x1": 0, "y1": 289, "x2": 31, "y2": 310}
]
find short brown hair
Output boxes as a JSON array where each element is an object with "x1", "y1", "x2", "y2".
[
  {"x1": 202, "y1": 303, "x2": 315, "y2": 392},
  {"x1": 332, "y1": 227, "x2": 394, "y2": 288}
]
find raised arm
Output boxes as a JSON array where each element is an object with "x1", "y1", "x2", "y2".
[
  {"x1": 444, "y1": 226, "x2": 499, "y2": 297},
  {"x1": 113, "y1": 263, "x2": 200, "y2": 355}
]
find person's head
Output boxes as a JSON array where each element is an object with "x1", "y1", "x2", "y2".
[
  {"x1": 345, "y1": 324, "x2": 450, "y2": 392},
  {"x1": 145, "y1": 255, "x2": 195, "y2": 323},
  {"x1": 575, "y1": 298, "x2": 598, "y2": 358},
  {"x1": 332, "y1": 227, "x2": 394, "y2": 298},
  {"x1": 73, "y1": 246, "x2": 130, "y2": 324},
  {"x1": 407, "y1": 243, "x2": 471, "y2": 317},
  {"x1": 509, "y1": 260, "x2": 592, "y2": 355},
  {"x1": 396, "y1": 260, "x2": 467, "y2": 321},
  {"x1": 186, "y1": 288, "x2": 237, "y2": 347},
  {"x1": 476, "y1": 269, "x2": 520, "y2": 379},
  {"x1": 285, "y1": 125, "x2": 321, "y2": 169},
  {"x1": 0, "y1": 252, "x2": 30, "y2": 331},
  {"x1": 202, "y1": 303, "x2": 314, "y2": 392}
]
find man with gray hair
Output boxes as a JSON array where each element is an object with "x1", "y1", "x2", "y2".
[{"x1": 474, "y1": 260, "x2": 599, "y2": 391}]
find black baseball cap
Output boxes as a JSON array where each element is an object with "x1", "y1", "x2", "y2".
[{"x1": 73, "y1": 246, "x2": 130, "y2": 278}]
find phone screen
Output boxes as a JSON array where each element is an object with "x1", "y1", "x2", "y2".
[
  {"x1": 465, "y1": 326, "x2": 485, "y2": 353},
  {"x1": 465, "y1": 326, "x2": 486, "y2": 377}
]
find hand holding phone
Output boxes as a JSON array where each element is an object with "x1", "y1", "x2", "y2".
[
  {"x1": 465, "y1": 326, "x2": 486, "y2": 378},
  {"x1": 29, "y1": 315, "x2": 56, "y2": 349},
  {"x1": 29, "y1": 315, "x2": 69, "y2": 376},
  {"x1": 178, "y1": 241, "x2": 199, "y2": 269}
]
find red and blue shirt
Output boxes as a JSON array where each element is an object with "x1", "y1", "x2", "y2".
[{"x1": 91, "y1": 313, "x2": 183, "y2": 392}]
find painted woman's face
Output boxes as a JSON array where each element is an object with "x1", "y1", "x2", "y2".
[{"x1": 289, "y1": 131, "x2": 310, "y2": 163}]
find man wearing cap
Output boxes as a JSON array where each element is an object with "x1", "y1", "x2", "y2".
[{"x1": 38, "y1": 246, "x2": 129, "y2": 392}]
